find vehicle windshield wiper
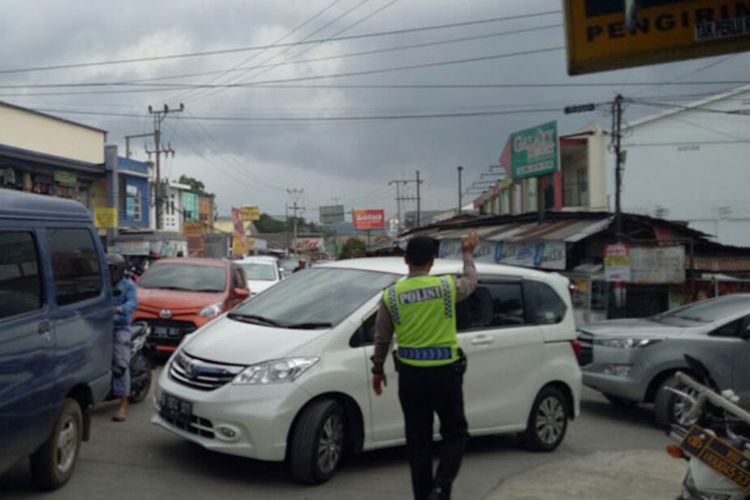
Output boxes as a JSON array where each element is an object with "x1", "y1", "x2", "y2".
[
  {"x1": 194, "y1": 288, "x2": 225, "y2": 293},
  {"x1": 227, "y1": 313, "x2": 283, "y2": 326},
  {"x1": 673, "y1": 315, "x2": 708, "y2": 323},
  {"x1": 141, "y1": 285, "x2": 192, "y2": 291},
  {"x1": 284, "y1": 321, "x2": 333, "y2": 330}
]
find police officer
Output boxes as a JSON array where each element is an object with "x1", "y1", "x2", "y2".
[
  {"x1": 108, "y1": 253, "x2": 138, "y2": 422},
  {"x1": 371, "y1": 231, "x2": 480, "y2": 500}
]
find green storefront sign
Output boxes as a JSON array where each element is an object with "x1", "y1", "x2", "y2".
[{"x1": 510, "y1": 121, "x2": 558, "y2": 180}]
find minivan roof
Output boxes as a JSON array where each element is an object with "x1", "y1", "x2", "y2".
[{"x1": 0, "y1": 190, "x2": 92, "y2": 222}]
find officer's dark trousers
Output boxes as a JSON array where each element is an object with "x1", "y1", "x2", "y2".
[{"x1": 398, "y1": 361, "x2": 468, "y2": 500}]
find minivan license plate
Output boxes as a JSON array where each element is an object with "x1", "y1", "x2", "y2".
[{"x1": 160, "y1": 392, "x2": 192, "y2": 427}]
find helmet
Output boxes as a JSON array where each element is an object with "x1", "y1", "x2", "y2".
[{"x1": 107, "y1": 253, "x2": 126, "y2": 285}]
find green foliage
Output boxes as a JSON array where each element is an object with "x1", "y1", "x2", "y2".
[
  {"x1": 178, "y1": 175, "x2": 211, "y2": 196},
  {"x1": 339, "y1": 237, "x2": 367, "y2": 260}
]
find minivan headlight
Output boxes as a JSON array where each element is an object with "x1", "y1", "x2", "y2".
[
  {"x1": 199, "y1": 301, "x2": 224, "y2": 318},
  {"x1": 232, "y1": 357, "x2": 319, "y2": 385},
  {"x1": 595, "y1": 337, "x2": 662, "y2": 349}
]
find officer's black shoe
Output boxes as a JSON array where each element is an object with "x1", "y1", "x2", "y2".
[{"x1": 427, "y1": 486, "x2": 450, "y2": 500}]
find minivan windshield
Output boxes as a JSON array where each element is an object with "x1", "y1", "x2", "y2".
[
  {"x1": 138, "y1": 264, "x2": 226, "y2": 293},
  {"x1": 652, "y1": 295, "x2": 750, "y2": 325},
  {"x1": 229, "y1": 267, "x2": 399, "y2": 328},
  {"x1": 241, "y1": 263, "x2": 277, "y2": 281}
]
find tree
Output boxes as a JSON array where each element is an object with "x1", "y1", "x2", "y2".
[
  {"x1": 177, "y1": 175, "x2": 210, "y2": 195},
  {"x1": 255, "y1": 213, "x2": 286, "y2": 233},
  {"x1": 339, "y1": 237, "x2": 367, "y2": 260}
]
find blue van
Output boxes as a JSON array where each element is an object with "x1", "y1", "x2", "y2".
[{"x1": 0, "y1": 190, "x2": 112, "y2": 490}]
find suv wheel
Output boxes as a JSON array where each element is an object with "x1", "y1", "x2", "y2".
[
  {"x1": 654, "y1": 376, "x2": 699, "y2": 429},
  {"x1": 289, "y1": 400, "x2": 346, "y2": 484},
  {"x1": 29, "y1": 398, "x2": 83, "y2": 490},
  {"x1": 520, "y1": 386, "x2": 568, "y2": 452}
]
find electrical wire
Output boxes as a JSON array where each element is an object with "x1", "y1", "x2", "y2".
[{"x1": 0, "y1": 9, "x2": 561, "y2": 75}]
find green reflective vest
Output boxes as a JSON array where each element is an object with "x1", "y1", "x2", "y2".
[{"x1": 383, "y1": 275, "x2": 458, "y2": 367}]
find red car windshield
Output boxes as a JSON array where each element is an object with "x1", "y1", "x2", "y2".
[{"x1": 138, "y1": 264, "x2": 226, "y2": 293}]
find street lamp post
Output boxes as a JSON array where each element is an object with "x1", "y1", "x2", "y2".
[{"x1": 457, "y1": 165, "x2": 464, "y2": 214}]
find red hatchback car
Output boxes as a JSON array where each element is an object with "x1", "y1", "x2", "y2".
[{"x1": 132, "y1": 258, "x2": 250, "y2": 354}]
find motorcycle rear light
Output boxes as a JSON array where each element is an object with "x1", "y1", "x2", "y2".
[
  {"x1": 666, "y1": 444, "x2": 685, "y2": 460},
  {"x1": 570, "y1": 339, "x2": 581, "y2": 360}
]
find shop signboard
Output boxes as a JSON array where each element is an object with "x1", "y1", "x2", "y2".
[
  {"x1": 510, "y1": 121, "x2": 559, "y2": 180},
  {"x1": 113, "y1": 240, "x2": 150, "y2": 256},
  {"x1": 438, "y1": 239, "x2": 566, "y2": 270},
  {"x1": 295, "y1": 237, "x2": 325, "y2": 253},
  {"x1": 604, "y1": 243, "x2": 631, "y2": 282},
  {"x1": 564, "y1": 0, "x2": 750, "y2": 75},
  {"x1": 94, "y1": 207, "x2": 117, "y2": 229},
  {"x1": 183, "y1": 221, "x2": 206, "y2": 239},
  {"x1": 353, "y1": 209, "x2": 385, "y2": 231},
  {"x1": 630, "y1": 246, "x2": 686, "y2": 284},
  {"x1": 319, "y1": 205, "x2": 345, "y2": 224},
  {"x1": 54, "y1": 171, "x2": 77, "y2": 186},
  {"x1": 240, "y1": 206, "x2": 260, "y2": 222},
  {"x1": 231, "y1": 208, "x2": 250, "y2": 257}
]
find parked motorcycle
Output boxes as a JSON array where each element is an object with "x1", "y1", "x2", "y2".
[
  {"x1": 106, "y1": 321, "x2": 153, "y2": 403},
  {"x1": 665, "y1": 356, "x2": 750, "y2": 499}
]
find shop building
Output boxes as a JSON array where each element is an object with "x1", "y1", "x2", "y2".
[
  {"x1": 117, "y1": 156, "x2": 151, "y2": 230},
  {"x1": 0, "y1": 101, "x2": 107, "y2": 210}
]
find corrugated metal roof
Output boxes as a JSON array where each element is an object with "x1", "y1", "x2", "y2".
[{"x1": 427, "y1": 217, "x2": 611, "y2": 243}]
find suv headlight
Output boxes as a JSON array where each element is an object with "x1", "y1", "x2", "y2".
[
  {"x1": 595, "y1": 337, "x2": 662, "y2": 349},
  {"x1": 199, "y1": 301, "x2": 224, "y2": 318},
  {"x1": 232, "y1": 357, "x2": 319, "y2": 385}
]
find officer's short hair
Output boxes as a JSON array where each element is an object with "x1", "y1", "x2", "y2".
[{"x1": 405, "y1": 236, "x2": 437, "y2": 266}]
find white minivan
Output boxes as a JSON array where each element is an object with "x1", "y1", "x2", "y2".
[{"x1": 152, "y1": 258, "x2": 582, "y2": 484}]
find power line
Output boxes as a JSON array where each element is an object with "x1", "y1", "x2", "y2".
[
  {"x1": 0, "y1": 9, "x2": 561, "y2": 75},
  {"x1": 170, "y1": 0, "x2": 347, "y2": 103}
]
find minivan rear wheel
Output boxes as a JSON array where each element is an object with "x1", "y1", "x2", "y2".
[
  {"x1": 289, "y1": 399, "x2": 346, "y2": 484},
  {"x1": 520, "y1": 386, "x2": 568, "y2": 452},
  {"x1": 29, "y1": 398, "x2": 83, "y2": 490}
]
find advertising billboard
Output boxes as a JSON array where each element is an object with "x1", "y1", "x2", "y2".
[
  {"x1": 564, "y1": 0, "x2": 750, "y2": 75},
  {"x1": 239, "y1": 206, "x2": 260, "y2": 222},
  {"x1": 319, "y1": 204, "x2": 345, "y2": 224},
  {"x1": 353, "y1": 209, "x2": 385, "y2": 231},
  {"x1": 510, "y1": 121, "x2": 559, "y2": 180}
]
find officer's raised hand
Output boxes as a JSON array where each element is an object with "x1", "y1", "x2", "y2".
[{"x1": 461, "y1": 230, "x2": 480, "y2": 254}]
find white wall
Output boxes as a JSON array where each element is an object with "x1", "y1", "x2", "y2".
[
  {"x1": 610, "y1": 88, "x2": 750, "y2": 246},
  {"x1": 0, "y1": 103, "x2": 104, "y2": 164}
]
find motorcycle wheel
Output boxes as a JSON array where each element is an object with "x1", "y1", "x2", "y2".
[{"x1": 128, "y1": 355, "x2": 152, "y2": 404}]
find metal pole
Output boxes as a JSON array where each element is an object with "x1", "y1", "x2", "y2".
[
  {"x1": 613, "y1": 94, "x2": 624, "y2": 240},
  {"x1": 457, "y1": 166, "x2": 463, "y2": 214},
  {"x1": 416, "y1": 170, "x2": 421, "y2": 227}
]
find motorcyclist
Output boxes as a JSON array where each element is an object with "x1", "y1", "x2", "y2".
[{"x1": 108, "y1": 253, "x2": 138, "y2": 422}]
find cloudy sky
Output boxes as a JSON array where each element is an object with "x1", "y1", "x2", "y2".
[{"x1": 2, "y1": 0, "x2": 748, "y2": 220}]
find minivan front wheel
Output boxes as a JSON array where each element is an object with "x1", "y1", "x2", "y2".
[
  {"x1": 30, "y1": 398, "x2": 83, "y2": 490},
  {"x1": 520, "y1": 386, "x2": 568, "y2": 452},
  {"x1": 289, "y1": 399, "x2": 346, "y2": 484},
  {"x1": 654, "y1": 376, "x2": 699, "y2": 429}
]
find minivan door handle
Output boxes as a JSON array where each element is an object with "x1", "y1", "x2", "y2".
[
  {"x1": 38, "y1": 321, "x2": 51, "y2": 341},
  {"x1": 470, "y1": 334, "x2": 493, "y2": 346}
]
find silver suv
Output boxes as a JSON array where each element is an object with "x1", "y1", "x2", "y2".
[{"x1": 577, "y1": 294, "x2": 750, "y2": 426}]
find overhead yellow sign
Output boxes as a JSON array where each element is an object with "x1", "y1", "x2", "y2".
[
  {"x1": 94, "y1": 207, "x2": 117, "y2": 229},
  {"x1": 564, "y1": 0, "x2": 750, "y2": 75},
  {"x1": 240, "y1": 206, "x2": 260, "y2": 222}
]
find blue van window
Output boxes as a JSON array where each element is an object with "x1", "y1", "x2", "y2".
[
  {"x1": 0, "y1": 231, "x2": 43, "y2": 320},
  {"x1": 47, "y1": 229, "x2": 103, "y2": 306}
]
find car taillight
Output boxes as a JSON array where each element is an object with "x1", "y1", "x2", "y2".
[{"x1": 570, "y1": 339, "x2": 581, "y2": 360}]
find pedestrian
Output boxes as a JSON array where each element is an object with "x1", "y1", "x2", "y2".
[
  {"x1": 292, "y1": 259, "x2": 306, "y2": 273},
  {"x1": 371, "y1": 231, "x2": 480, "y2": 500},
  {"x1": 108, "y1": 253, "x2": 138, "y2": 422}
]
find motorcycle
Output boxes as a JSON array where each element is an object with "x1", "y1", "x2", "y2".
[
  {"x1": 665, "y1": 356, "x2": 750, "y2": 500},
  {"x1": 106, "y1": 321, "x2": 153, "y2": 403}
]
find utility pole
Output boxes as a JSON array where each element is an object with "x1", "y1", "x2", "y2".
[
  {"x1": 388, "y1": 173, "x2": 422, "y2": 230},
  {"x1": 612, "y1": 94, "x2": 625, "y2": 240},
  {"x1": 416, "y1": 170, "x2": 422, "y2": 227},
  {"x1": 146, "y1": 103, "x2": 184, "y2": 230},
  {"x1": 457, "y1": 166, "x2": 464, "y2": 214},
  {"x1": 125, "y1": 132, "x2": 155, "y2": 159},
  {"x1": 286, "y1": 188, "x2": 304, "y2": 254}
]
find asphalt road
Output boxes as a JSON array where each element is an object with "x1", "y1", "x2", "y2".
[{"x1": 1, "y1": 381, "x2": 674, "y2": 500}]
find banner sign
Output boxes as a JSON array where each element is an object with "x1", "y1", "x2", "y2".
[
  {"x1": 604, "y1": 243, "x2": 631, "y2": 282},
  {"x1": 319, "y1": 205, "x2": 345, "y2": 224},
  {"x1": 438, "y1": 239, "x2": 566, "y2": 270},
  {"x1": 183, "y1": 221, "x2": 206, "y2": 239},
  {"x1": 353, "y1": 209, "x2": 385, "y2": 231},
  {"x1": 564, "y1": 0, "x2": 750, "y2": 75},
  {"x1": 239, "y1": 206, "x2": 260, "y2": 222},
  {"x1": 511, "y1": 121, "x2": 559, "y2": 180},
  {"x1": 295, "y1": 237, "x2": 325, "y2": 253},
  {"x1": 94, "y1": 207, "x2": 117, "y2": 229},
  {"x1": 231, "y1": 208, "x2": 249, "y2": 257},
  {"x1": 630, "y1": 246, "x2": 686, "y2": 284}
]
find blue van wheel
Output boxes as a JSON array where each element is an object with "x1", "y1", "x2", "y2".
[{"x1": 29, "y1": 398, "x2": 83, "y2": 490}]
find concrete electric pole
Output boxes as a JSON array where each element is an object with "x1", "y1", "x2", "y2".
[{"x1": 146, "y1": 103, "x2": 184, "y2": 230}]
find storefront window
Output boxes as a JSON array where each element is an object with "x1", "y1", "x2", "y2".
[{"x1": 126, "y1": 184, "x2": 141, "y2": 221}]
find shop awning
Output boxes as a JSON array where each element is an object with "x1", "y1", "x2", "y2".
[{"x1": 430, "y1": 217, "x2": 611, "y2": 243}]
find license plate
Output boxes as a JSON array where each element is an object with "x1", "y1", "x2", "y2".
[
  {"x1": 159, "y1": 392, "x2": 192, "y2": 427},
  {"x1": 151, "y1": 327, "x2": 182, "y2": 338},
  {"x1": 681, "y1": 425, "x2": 750, "y2": 489}
]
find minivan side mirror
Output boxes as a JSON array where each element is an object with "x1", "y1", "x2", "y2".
[{"x1": 234, "y1": 287, "x2": 250, "y2": 300}]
